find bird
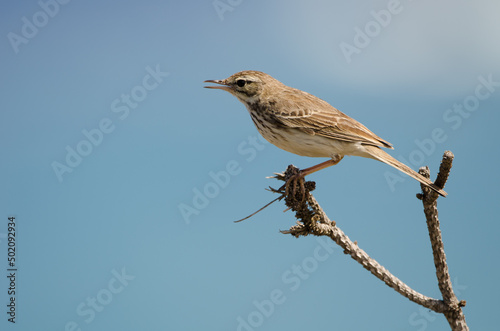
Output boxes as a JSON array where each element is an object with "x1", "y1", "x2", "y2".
[{"x1": 204, "y1": 70, "x2": 447, "y2": 197}]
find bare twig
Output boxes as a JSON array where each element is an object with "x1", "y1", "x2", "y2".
[
  {"x1": 234, "y1": 196, "x2": 283, "y2": 223},
  {"x1": 418, "y1": 151, "x2": 468, "y2": 330},
  {"x1": 272, "y1": 151, "x2": 467, "y2": 330},
  {"x1": 282, "y1": 193, "x2": 448, "y2": 312}
]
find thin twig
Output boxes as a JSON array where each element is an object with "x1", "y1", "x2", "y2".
[
  {"x1": 235, "y1": 196, "x2": 283, "y2": 223},
  {"x1": 273, "y1": 151, "x2": 468, "y2": 330},
  {"x1": 419, "y1": 151, "x2": 468, "y2": 331},
  {"x1": 282, "y1": 192, "x2": 447, "y2": 313}
]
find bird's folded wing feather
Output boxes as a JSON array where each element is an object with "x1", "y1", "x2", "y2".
[{"x1": 271, "y1": 89, "x2": 393, "y2": 149}]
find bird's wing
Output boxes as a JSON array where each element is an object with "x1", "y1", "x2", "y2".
[{"x1": 271, "y1": 89, "x2": 393, "y2": 149}]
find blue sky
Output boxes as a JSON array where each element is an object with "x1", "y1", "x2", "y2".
[{"x1": 1, "y1": 0, "x2": 499, "y2": 330}]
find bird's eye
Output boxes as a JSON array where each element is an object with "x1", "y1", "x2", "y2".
[{"x1": 236, "y1": 79, "x2": 246, "y2": 87}]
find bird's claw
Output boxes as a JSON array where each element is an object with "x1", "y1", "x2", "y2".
[
  {"x1": 285, "y1": 173, "x2": 307, "y2": 203},
  {"x1": 268, "y1": 166, "x2": 315, "y2": 209}
]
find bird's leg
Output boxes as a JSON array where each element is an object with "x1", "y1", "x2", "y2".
[
  {"x1": 285, "y1": 155, "x2": 344, "y2": 200},
  {"x1": 299, "y1": 155, "x2": 344, "y2": 177}
]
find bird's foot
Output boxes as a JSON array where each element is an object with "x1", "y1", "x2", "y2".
[
  {"x1": 269, "y1": 165, "x2": 315, "y2": 208},
  {"x1": 285, "y1": 172, "x2": 306, "y2": 201}
]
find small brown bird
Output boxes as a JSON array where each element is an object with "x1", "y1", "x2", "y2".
[{"x1": 204, "y1": 70, "x2": 447, "y2": 196}]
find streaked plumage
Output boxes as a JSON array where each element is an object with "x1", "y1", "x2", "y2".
[{"x1": 205, "y1": 70, "x2": 447, "y2": 196}]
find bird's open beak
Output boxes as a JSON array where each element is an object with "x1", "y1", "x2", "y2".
[{"x1": 204, "y1": 79, "x2": 231, "y2": 91}]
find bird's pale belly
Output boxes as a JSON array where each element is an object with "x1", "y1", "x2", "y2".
[{"x1": 257, "y1": 126, "x2": 369, "y2": 159}]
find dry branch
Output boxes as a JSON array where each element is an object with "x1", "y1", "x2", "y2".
[
  {"x1": 418, "y1": 151, "x2": 468, "y2": 330},
  {"x1": 272, "y1": 151, "x2": 467, "y2": 330}
]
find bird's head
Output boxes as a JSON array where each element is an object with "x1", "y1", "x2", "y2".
[{"x1": 204, "y1": 70, "x2": 278, "y2": 104}]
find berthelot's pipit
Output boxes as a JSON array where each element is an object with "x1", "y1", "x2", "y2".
[{"x1": 204, "y1": 70, "x2": 447, "y2": 197}]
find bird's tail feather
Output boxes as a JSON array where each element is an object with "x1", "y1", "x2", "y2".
[{"x1": 365, "y1": 146, "x2": 447, "y2": 197}]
